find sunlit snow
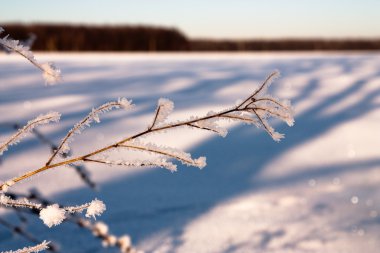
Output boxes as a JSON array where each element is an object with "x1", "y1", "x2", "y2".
[{"x1": 1, "y1": 52, "x2": 380, "y2": 253}]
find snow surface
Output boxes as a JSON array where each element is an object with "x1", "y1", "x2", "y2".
[{"x1": 1, "y1": 52, "x2": 380, "y2": 253}]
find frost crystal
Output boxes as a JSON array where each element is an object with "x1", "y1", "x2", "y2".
[
  {"x1": 118, "y1": 97, "x2": 134, "y2": 110},
  {"x1": 155, "y1": 98, "x2": 174, "y2": 125},
  {"x1": 41, "y1": 62, "x2": 61, "y2": 85},
  {"x1": 86, "y1": 199, "x2": 106, "y2": 219},
  {"x1": 39, "y1": 204, "x2": 66, "y2": 228}
]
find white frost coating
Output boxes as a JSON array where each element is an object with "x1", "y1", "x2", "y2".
[
  {"x1": 0, "y1": 194, "x2": 42, "y2": 209},
  {"x1": 0, "y1": 111, "x2": 61, "y2": 156},
  {"x1": 39, "y1": 204, "x2": 66, "y2": 228},
  {"x1": 194, "y1": 156, "x2": 207, "y2": 169},
  {"x1": 254, "y1": 110, "x2": 285, "y2": 142},
  {"x1": 253, "y1": 70, "x2": 280, "y2": 97},
  {"x1": 86, "y1": 199, "x2": 106, "y2": 219},
  {"x1": 155, "y1": 98, "x2": 174, "y2": 125},
  {"x1": 1, "y1": 241, "x2": 50, "y2": 253},
  {"x1": 193, "y1": 111, "x2": 228, "y2": 137},
  {"x1": 151, "y1": 158, "x2": 178, "y2": 172},
  {"x1": 0, "y1": 27, "x2": 4, "y2": 34},
  {"x1": 103, "y1": 235, "x2": 117, "y2": 247},
  {"x1": 125, "y1": 140, "x2": 206, "y2": 169},
  {"x1": 61, "y1": 143, "x2": 70, "y2": 154},
  {"x1": 118, "y1": 235, "x2": 132, "y2": 251},
  {"x1": 118, "y1": 97, "x2": 134, "y2": 110},
  {"x1": 0, "y1": 180, "x2": 15, "y2": 192},
  {"x1": 231, "y1": 70, "x2": 294, "y2": 141},
  {"x1": 41, "y1": 62, "x2": 61, "y2": 85},
  {"x1": 99, "y1": 158, "x2": 178, "y2": 172},
  {"x1": 89, "y1": 99, "x2": 133, "y2": 125},
  {"x1": 0, "y1": 28, "x2": 61, "y2": 85},
  {"x1": 223, "y1": 111, "x2": 259, "y2": 126},
  {"x1": 254, "y1": 96, "x2": 295, "y2": 127}
]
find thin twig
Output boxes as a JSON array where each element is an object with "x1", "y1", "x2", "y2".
[
  {"x1": 237, "y1": 71, "x2": 279, "y2": 109},
  {"x1": 119, "y1": 144, "x2": 194, "y2": 165},
  {"x1": 149, "y1": 105, "x2": 162, "y2": 130},
  {"x1": 45, "y1": 101, "x2": 123, "y2": 166}
]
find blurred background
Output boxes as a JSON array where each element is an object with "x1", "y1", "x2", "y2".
[{"x1": 1, "y1": 0, "x2": 380, "y2": 51}]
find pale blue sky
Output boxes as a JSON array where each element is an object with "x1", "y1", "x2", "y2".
[{"x1": 1, "y1": 0, "x2": 380, "y2": 39}]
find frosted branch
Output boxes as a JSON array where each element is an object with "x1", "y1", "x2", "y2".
[
  {"x1": 0, "y1": 71, "x2": 294, "y2": 190},
  {"x1": 0, "y1": 28, "x2": 61, "y2": 85},
  {"x1": 0, "y1": 194, "x2": 42, "y2": 209},
  {"x1": 4, "y1": 190, "x2": 128, "y2": 252},
  {"x1": 0, "y1": 112, "x2": 61, "y2": 156},
  {"x1": 39, "y1": 199, "x2": 106, "y2": 227},
  {"x1": 0, "y1": 194, "x2": 105, "y2": 228},
  {"x1": 0, "y1": 241, "x2": 50, "y2": 253}
]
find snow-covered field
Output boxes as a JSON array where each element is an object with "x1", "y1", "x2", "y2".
[{"x1": 1, "y1": 52, "x2": 380, "y2": 253}]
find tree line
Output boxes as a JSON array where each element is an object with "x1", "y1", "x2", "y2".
[{"x1": 2, "y1": 24, "x2": 380, "y2": 51}]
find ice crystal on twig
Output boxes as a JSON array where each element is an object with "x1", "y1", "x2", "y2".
[
  {"x1": 39, "y1": 204, "x2": 66, "y2": 227},
  {"x1": 41, "y1": 62, "x2": 61, "y2": 85},
  {"x1": 85, "y1": 199, "x2": 106, "y2": 219},
  {"x1": 0, "y1": 112, "x2": 61, "y2": 156},
  {"x1": 0, "y1": 241, "x2": 50, "y2": 253}
]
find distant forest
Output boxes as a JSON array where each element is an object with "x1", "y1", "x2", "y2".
[{"x1": 2, "y1": 24, "x2": 380, "y2": 51}]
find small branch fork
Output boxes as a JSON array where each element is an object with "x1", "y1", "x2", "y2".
[
  {"x1": 0, "y1": 71, "x2": 292, "y2": 192},
  {"x1": 45, "y1": 101, "x2": 125, "y2": 166}
]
